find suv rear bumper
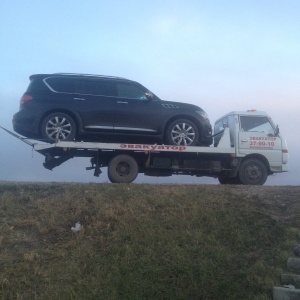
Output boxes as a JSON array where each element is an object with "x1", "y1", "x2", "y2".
[{"x1": 12, "y1": 111, "x2": 40, "y2": 138}]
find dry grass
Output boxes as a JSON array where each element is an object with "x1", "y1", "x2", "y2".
[{"x1": 0, "y1": 182, "x2": 299, "y2": 299}]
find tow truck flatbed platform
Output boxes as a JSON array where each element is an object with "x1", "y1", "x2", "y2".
[{"x1": 1, "y1": 110, "x2": 288, "y2": 185}]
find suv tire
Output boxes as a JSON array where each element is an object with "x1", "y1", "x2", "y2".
[
  {"x1": 165, "y1": 119, "x2": 199, "y2": 146},
  {"x1": 41, "y1": 112, "x2": 76, "y2": 142}
]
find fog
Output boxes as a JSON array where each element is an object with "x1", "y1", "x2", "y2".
[{"x1": 1, "y1": 1, "x2": 299, "y2": 185}]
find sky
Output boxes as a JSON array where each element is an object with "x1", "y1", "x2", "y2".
[{"x1": 0, "y1": 0, "x2": 299, "y2": 185}]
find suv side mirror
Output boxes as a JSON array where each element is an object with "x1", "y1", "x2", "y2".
[{"x1": 145, "y1": 92, "x2": 154, "y2": 100}]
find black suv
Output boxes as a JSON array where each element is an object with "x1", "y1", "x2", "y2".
[{"x1": 13, "y1": 73, "x2": 213, "y2": 146}]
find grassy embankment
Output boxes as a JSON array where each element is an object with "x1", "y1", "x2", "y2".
[{"x1": 0, "y1": 182, "x2": 300, "y2": 299}]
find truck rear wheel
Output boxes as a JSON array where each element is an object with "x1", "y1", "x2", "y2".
[
  {"x1": 238, "y1": 158, "x2": 268, "y2": 185},
  {"x1": 108, "y1": 154, "x2": 139, "y2": 183}
]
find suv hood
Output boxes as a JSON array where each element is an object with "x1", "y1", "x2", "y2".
[{"x1": 161, "y1": 99, "x2": 205, "y2": 112}]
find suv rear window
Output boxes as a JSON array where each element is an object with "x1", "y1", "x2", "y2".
[
  {"x1": 45, "y1": 77, "x2": 77, "y2": 93},
  {"x1": 27, "y1": 78, "x2": 49, "y2": 92}
]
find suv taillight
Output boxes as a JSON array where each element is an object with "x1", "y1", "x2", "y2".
[{"x1": 20, "y1": 95, "x2": 33, "y2": 104}]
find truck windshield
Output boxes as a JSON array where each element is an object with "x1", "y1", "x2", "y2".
[{"x1": 240, "y1": 116, "x2": 275, "y2": 136}]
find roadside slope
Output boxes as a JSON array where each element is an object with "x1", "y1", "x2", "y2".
[{"x1": 1, "y1": 182, "x2": 299, "y2": 299}]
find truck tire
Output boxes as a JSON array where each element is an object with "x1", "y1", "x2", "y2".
[
  {"x1": 165, "y1": 119, "x2": 199, "y2": 146},
  {"x1": 108, "y1": 154, "x2": 139, "y2": 183},
  {"x1": 41, "y1": 112, "x2": 76, "y2": 142},
  {"x1": 238, "y1": 158, "x2": 268, "y2": 185}
]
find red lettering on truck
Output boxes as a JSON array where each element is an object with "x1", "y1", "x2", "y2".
[{"x1": 120, "y1": 144, "x2": 186, "y2": 151}]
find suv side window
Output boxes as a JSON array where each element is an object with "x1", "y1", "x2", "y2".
[
  {"x1": 116, "y1": 83, "x2": 147, "y2": 100},
  {"x1": 77, "y1": 80, "x2": 115, "y2": 96},
  {"x1": 240, "y1": 116, "x2": 275, "y2": 135},
  {"x1": 45, "y1": 77, "x2": 77, "y2": 93}
]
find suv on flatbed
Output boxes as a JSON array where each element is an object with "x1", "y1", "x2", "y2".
[{"x1": 13, "y1": 73, "x2": 213, "y2": 146}]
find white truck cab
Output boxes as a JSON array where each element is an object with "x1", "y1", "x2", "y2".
[{"x1": 214, "y1": 110, "x2": 288, "y2": 183}]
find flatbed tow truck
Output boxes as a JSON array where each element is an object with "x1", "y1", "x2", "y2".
[{"x1": 1, "y1": 110, "x2": 288, "y2": 185}]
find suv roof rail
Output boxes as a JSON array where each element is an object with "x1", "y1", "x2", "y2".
[{"x1": 52, "y1": 73, "x2": 130, "y2": 80}]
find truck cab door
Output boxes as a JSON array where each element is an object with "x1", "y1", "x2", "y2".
[{"x1": 238, "y1": 115, "x2": 283, "y2": 166}]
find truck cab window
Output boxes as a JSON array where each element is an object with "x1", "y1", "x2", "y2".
[
  {"x1": 240, "y1": 116, "x2": 275, "y2": 136},
  {"x1": 214, "y1": 117, "x2": 228, "y2": 135}
]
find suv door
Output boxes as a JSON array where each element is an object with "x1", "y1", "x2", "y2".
[
  {"x1": 114, "y1": 82, "x2": 163, "y2": 134},
  {"x1": 73, "y1": 79, "x2": 117, "y2": 131}
]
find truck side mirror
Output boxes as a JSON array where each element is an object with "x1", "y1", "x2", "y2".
[{"x1": 275, "y1": 125, "x2": 280, "y2": 136}]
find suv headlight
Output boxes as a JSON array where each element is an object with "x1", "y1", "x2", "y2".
[{"x1": 196, "y1": 110, "x2": 209, "y2": 120}]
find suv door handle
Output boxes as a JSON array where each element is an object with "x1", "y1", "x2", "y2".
[
  {"x1": 117, "y1": 101, "x2": 128, "y2": 104},
  {"x1": 74, "y1": 97, "x2": 85, "y2": 101},
  {"x1": 241, "y1": 139, "x2": 248, "y2": 142}
]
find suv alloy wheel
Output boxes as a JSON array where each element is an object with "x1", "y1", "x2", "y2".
[
  {"x1": 41, "y1": 112, "x2": 76, "y2": 141},
  {"x1": 166, "y1": 119, "x2": 199, "y2": 146}
]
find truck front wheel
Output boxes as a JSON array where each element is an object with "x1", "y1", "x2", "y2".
[
  {"x1": 238, "y1": 158, "x2": 268, "y2": 185},
  {"x1": 108, "y1": 154, "x2": 139, "y2": 183}
]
